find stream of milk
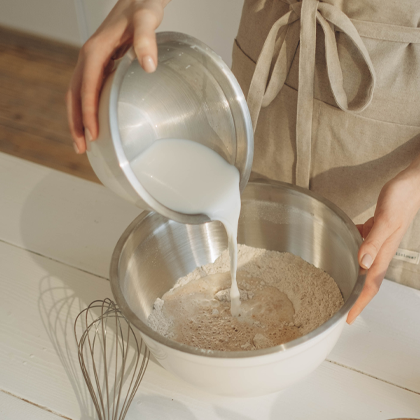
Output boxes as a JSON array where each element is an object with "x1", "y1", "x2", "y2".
[{"x1": 130, "y1": 139, "x2": 242, "y2": 315}]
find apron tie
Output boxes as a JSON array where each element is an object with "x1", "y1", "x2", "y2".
[{"x1": 247, "y1": 0, "x2": 376, "y2": 188}]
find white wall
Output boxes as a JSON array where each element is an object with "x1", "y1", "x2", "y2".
[
  {"x1": 157, "y1": 0, "x2": 244, "y2": 66},
  {"x1": 79, "y1": 0, "x2": 244, "y2": 66},
  {"x1": 0, "y1": 0, "x2": 243, "y2": 66},
  {"x1": 0, "y1": 0, "x2": 81, "y2": 45}
]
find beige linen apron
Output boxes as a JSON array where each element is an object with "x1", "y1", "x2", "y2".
[{"x1": 232, "y1": 0, "x2": 420, "y2": 288}]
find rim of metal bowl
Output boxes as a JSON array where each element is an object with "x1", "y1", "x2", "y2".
[
  {"x1": 110, "y1": 180, "x2": 366, "y2": 359},
  {"x1": 107, "y1": 31, "x2": 254, "y2": 225}
]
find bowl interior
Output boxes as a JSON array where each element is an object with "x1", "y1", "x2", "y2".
[
  {"x1": 111, "y1": 181, "x2": 365, "y2": 356},
  {"x1": 116, "y1": 32, "x2": 253, "y2": 193}
]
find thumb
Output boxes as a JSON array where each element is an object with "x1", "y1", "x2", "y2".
[
  {"x1": 132, "y1": 4, "x2": 164, "y2": 72},
  {"x1": 358, "y1": 216, "x2": 394, "y2": 269}
]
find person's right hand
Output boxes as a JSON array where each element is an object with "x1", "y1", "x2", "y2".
[{"x1": 67, "y1": 0, "x2": 171, "y2": 154}]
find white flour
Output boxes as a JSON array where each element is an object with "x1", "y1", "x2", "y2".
[{"x1": 147, "y1": 244, "x2": 344, "y2": 351}]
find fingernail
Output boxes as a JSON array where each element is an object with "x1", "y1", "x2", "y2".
[
  {"x1": 142, "y1": 55, "x2": 156, "y2": 73},
  {"x1": 136, "y1": 37, "x2": 150, "y2": 50},
  {"x1": 85, "y1": 128, "x2": 93, "y2": 142},
  {"x1": 84, "y1": 128, "x2": 92, "y2": 152},
  {"x1": 73, "y1": 142, "x2": 80, "y2": 154},
  {"x1": 348, "y1": 318, "x2": 355, "y2": 325},
  {"x1": 361, "y1": 254, "x2": 373, "y2": 269}
]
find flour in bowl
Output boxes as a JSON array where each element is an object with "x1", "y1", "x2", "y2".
[{"x1": 147, "y1": 244, "x2": 344, "y2": 351}]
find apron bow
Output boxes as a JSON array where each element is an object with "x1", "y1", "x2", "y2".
[{"x1": 247, "y1": 0, "x2": 376, "y2": 188}]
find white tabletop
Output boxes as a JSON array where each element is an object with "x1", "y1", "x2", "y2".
[{"x1": 0, "y1": 152, "x2": 419, "y2": 420}]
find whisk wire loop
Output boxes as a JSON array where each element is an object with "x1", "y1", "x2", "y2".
[{"x1": 75, "y1": 299, "x2": 150, "y2": 420}]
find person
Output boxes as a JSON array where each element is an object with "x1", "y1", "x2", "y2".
[{"x1": 67, "y1": 0, "x2": 420, "y2": 325}]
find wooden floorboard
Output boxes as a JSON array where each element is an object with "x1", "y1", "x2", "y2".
[{"x1": 0, "y1": 26, "x2": 99, "y2": 183}]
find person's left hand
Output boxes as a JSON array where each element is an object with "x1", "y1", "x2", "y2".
[{"x1": 347, "y1": 155, "x2": 420, "y2": 324}]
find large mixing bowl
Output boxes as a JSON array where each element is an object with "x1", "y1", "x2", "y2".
[
  {"x1": 110, "y1": 180, "x2": 365, "y2": 397},
  {"x1": 87, "y1": 31, "x2": 253, "y2": 224}
]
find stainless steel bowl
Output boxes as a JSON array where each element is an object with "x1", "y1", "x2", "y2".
[
  {"x1": 110, "y1": 180, "x2": 365, "y2": 396},
  {"x1": 87, "y1": 32, "x2": 253, "y2": 224}
]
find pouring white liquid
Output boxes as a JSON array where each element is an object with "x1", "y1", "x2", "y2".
[{"x1": 130, "y1": 139, "x2": 241, "y2": 315}]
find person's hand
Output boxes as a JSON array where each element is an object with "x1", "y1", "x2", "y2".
[
  {"x1": 66, "y1": 0, "x2": 171, "y2": 154},
  {"x1": 347, "y1": 155, "x2": 420, "y2": 324}
]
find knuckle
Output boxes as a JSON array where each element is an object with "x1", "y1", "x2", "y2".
[
  {"x1": 134, "y1": 36, "x2": 151, "y2": 51},
  {"x1": 82, "y1": 102, "x2": 95, "y2": 116},
  {"x1": 134, "y1": 5, "x2": 160, "y2": 26},
  {"x1": 363, "y1": 239, "x2": 381, "y2": 256},
  {"x1": 134, "y1": 10, "x2": 150, "y2": 26},
  {"x1": 134, "y1": 7, "x2": 152, "y2": 18},
  {"x1": 81, "y1": 104, "x2": 96, "y2": 125},
  {"x1": 80, "y1": 83, "x2": 98, "y2": 103},
  {"x1": 81, "y1": 36, "x2": 100, "y2": 57}
]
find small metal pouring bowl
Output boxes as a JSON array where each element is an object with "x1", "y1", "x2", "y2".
[
  {"x1": 110, "y1": 180, "x2": 365, "y2": 397},
  {"x1": 87, "y1": 32, "x2": 253, "y2": 224}
]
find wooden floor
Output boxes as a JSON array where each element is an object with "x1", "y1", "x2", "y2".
[{"x1": 0, "y1": 26, "x2": 99, "y2": 183}]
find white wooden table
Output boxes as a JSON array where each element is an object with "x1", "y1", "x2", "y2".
[{"x1": 0, "y1": 152, "x2": 419, "y2": 420}]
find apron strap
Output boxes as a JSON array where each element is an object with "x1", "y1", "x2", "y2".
[
  {"x1": 295, "y1": 0, "x2": 318, "y2": 187},
  {"x1": 247, "y1": 0, "x2": 376, "y2": 188},
  {"x1": 317, "y1": 2, "x2": 375, "y2": 113},
  {"x1": 247, "y1": 10, "x2": 299, "y2": 128}
]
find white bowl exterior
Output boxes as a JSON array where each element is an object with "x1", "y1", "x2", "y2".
[
  {"x1": 140, "y1": 317, "x2": 346, "y2": 397},
  {"x1": 87, "y1": 73, "x2": 146, "y2": 207}
]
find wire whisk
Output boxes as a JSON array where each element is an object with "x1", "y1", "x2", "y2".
[{"x1": 75, "y1": 298, "x2": 149, "y2": 420}]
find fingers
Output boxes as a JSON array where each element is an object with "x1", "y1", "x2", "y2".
[
  {"x1": 66, "y1": 36, "x2": 117, "y2": 151},
  {"x1": 346, "y1": 264, "x2": 385, "y2": 325},
  {"x1": 358, "y1": 215, "x2": 395, "y2": 269},
  {"x1": 349, "y1": 210, "x2": 400, "y2": 324},
  {"x1": 347, "y1": 228, "x2": 403, "y2": 324},
  {"x1": 132, "y1": 2, "x2": 164, "y2": 72},
  {"x1": 66, "y1": 51, "x2": 103, "y2": 152},
  {"x1": 80, "y1": 42, "x2": 111, "y2": 141},
  {"x1": 347, "y1": 168, "x2": 420, "y2": 325},
  {"x1": 66, "y1": 65, "x2": 86, "y2": 154}
]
